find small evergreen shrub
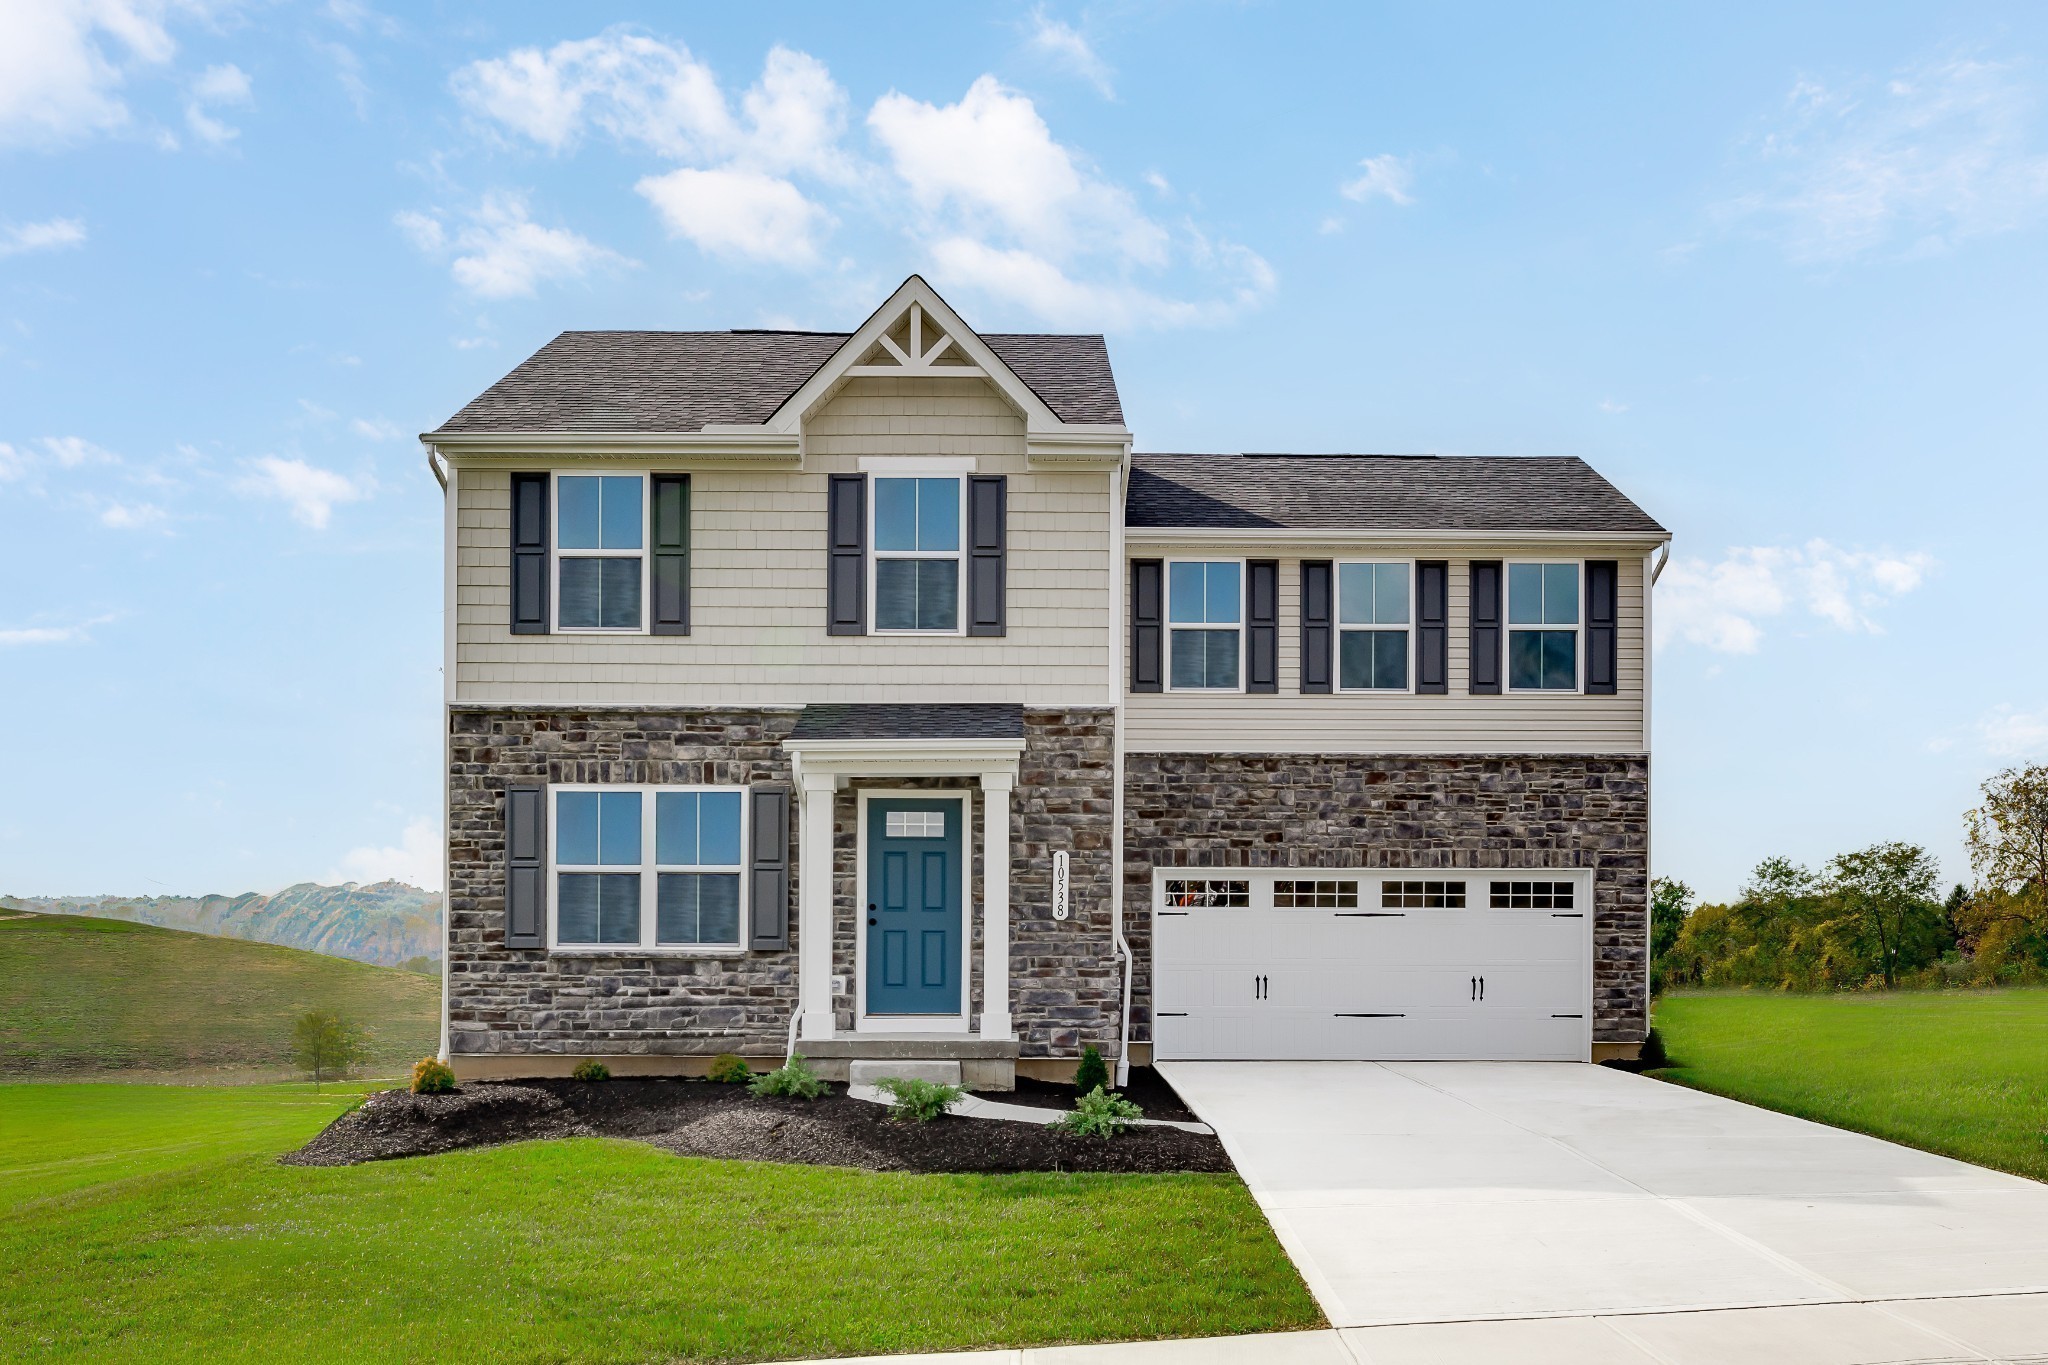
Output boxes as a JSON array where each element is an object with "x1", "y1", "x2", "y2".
[
  {"x1": 1636, "y1": 1027, "x2": 1669, "y2": 1070},
  {"x1": 410, "y1": 1057, "x2": 456, "y2": 1095},
  {"x1": 570, "y1": 1059, "x2": 612, "y2": 1082},
  {"x1": 875, "y1": 1075, "x2": 963, "y2": 1123},
  {"x1": 706, "y1": 1053, "x2": 753, "y2": 1084},
  {"x1": 1073, "y1": 1044, "x2": 1110, "y2": 1095},
  {"x1": 750, "y1": 1053, "x2": 827, "y2": 1100},
  {"x1": 1056, "y1": 1085, "x2": 1144, "y2": 1137}
]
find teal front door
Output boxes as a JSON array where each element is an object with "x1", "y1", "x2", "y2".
[{"x1": 866, "y1": 798, "x2": 963, "y2": 1016}]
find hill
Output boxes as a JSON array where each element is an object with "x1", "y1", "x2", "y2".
[
  {"x1": 0, "y1": 911, "x2": 439, "y2": 1079},
  {"x1": 0, "y1": 880, "x2": 440, "y2": 968}
]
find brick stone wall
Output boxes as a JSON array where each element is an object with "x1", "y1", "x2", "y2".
[{"x1": 1122, "y1": 753, "x2": 1651, "y2": 1045}]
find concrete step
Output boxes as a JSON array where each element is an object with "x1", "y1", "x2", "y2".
[{"x1": 848, "y1": 1058, "x2": 962, "y2": 1087}]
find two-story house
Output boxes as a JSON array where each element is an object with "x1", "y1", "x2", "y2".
[{"x1": 425, "y1": 276, "x2": 1666, "y2": 1088}]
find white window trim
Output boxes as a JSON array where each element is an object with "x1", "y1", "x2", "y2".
[
  {"x1": 868, "y1": 472, "x2": 968, "y2": 637},
  {"x1": 1334, "y1": 557, "x2": 1418, "y2": 695},
  {"x1": 551, "y1": 470, "x2": 650, "y2": 635},
  {"x1": 1505, "y1": 557, "x2": 1584, "y2": 695},
  {"x1": 547, "y1": 783, "x2": 749, "y2": 955},
  {"x1": 1163, "y1": 556, "x2": 1247, "y2": 693}
]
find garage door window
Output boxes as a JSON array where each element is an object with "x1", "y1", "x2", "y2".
[
  {"x1": 1274, "y1": 879, "x2": 1359, "y2": 908},
  {"x1": 1490, "y1": 880, "x2": 1575, "y2": 909},
  {"x1": 1382, "y1": 880, "x2": 1467, "y2": 909},
  {"x1": 1163, "y1": 878, "x2": 1249, "y2": 908}
]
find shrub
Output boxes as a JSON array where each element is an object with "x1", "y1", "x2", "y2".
[
  {"x1": 1056, "y1": 1084, "x2": 1144, "y2": 1138},
  {"x1": 1073, "y1": 1043, "x2": 1110, "y2": 1095},
  {"x1": 750, "y1": 1053, "x2": 827, "y2": 1100},
  {"x1": 706, "y1": 1053, "x2": 753, "y2": 1084},
  {"x1": 1637, "y1": 1027, "x2": 1669, "y2": 1070},
  {"x1": 875, "y1": 1075, "x2": 963, "y2": 1123},
  {"x1": 410, "y1": 1057, "x2": 456, "y2": 1095},
  {"x1": 570, "y1": 1059, "x2": 612, "y2": 1083}
]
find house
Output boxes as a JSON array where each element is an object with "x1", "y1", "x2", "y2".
[{"x1": 424, "y1": 276, "x2": 1666, "y2": 1088}]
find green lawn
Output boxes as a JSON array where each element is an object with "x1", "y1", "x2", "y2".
[
  {"x1": 0, "y1": 1084, "x2": 1321, "y2": 1364},
  {"x1": 1654, "y1": 988, "x2": 2048, "y2": 1181}
]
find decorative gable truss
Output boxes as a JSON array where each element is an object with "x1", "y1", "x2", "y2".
[{"x1": 849, "y1": 301, "x2": 981, "y2": 378}]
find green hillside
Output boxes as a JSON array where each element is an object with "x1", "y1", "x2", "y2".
[{"x1": 0, "y1": 911, "x2": 438, "y2": 1079}]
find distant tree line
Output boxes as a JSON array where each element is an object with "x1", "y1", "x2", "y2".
[{"x1": 1655, "y1": 764, "x2": 2048, "y2": 992}]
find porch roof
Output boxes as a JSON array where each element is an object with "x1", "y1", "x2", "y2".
[{"x1": 788, "y1": 703, "x2": 1025, "y2": 742}]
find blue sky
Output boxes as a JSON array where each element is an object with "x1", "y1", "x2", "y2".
[{"x1": 3, "y1": 2, "x2": 2045, "y2": 902}]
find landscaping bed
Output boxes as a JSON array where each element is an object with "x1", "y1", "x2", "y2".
[
  {"x1": 285, "y1": 1075, "x2": 1233, "y2": 1174},
  {"x1": 967, "y1": 1066, "x2": 1201, "y2": 1122}
]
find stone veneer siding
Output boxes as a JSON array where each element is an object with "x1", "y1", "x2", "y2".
[{"x1": 1122, "y1": 754, "x2": 1651, "y2": 1046}]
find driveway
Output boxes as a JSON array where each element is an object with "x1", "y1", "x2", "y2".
[{"x1": 1160, "y1": 1061, "x2": 2048, "y2": 1363}]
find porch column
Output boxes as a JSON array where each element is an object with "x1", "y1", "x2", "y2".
[
  {"x1": 798, "y1": 770, "x2": 838, "y2": 1041},
  {"x1": 979, "y1": 769, "x2": 1014, "y2": 1040}
]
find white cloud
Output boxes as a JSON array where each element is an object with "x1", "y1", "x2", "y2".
[
  {"x1": 0, "y1": 218, "x2": 87, "y2": 258},
  {"x1": 0, "y1": 613, "x2": 115, "y2": 646},
  {"x1": 0, "y1": 442, "x2": 28, "y2": 482},
  {"x1": 99, "y1": 501, "x2": 165, "y2": 529},
  {"x1": 185, "y1": 61, "x2": 251, "y2": 145},
  {"x1": 1977, "y1": 705, "x2": 2048, "y2": 758},
  {"x1": 0, "y1": 0, "x2": 179, "y2": 147},
  {"x1": 350, "y1": 417, "x2": 404, "y2": 441},
  {"x1": 329, "y1": 816, "x2": 442, "y2": 891},
  {"x1": 1725, "y1": 56, "x2": 2048, "y2": 261},
  {"x1": 393, "y1": 208, "x2": 444, "y2": 251},
  {"x1": 635, "y1": 166, "x2": 828, "y2": 265},
  {"x1": 42, "y1": 435, "x2": 116, "y2": 468},
  {"x1": 1341, "y1": 153, "x2": 1415, "y2": 206},
  {"x1": 1655, "y1": 540, "x2": 1933, "y2": 654},
  {"x1": 397, "y1": 193, "x2": 633, "y2": 299},
  {"x1": 237, "y1": 455, "x2": 369, "y2": 528},
  {"x1": 1599, "y1": 398, "x2": 1628, "y2": 414},
  {"x1": 1027, "y1": 8, "x2": 1114, "y2": 99}
]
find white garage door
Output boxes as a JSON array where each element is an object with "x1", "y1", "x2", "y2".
[{"x1": 1152, "y1": 870, "x2": 1593, "y2": 1062}]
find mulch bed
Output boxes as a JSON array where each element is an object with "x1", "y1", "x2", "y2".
[
  {"x1": 282, "y1": 1076, "x2": 1233, "y2": 1176},
  {"x1": 966, "y1": 1066, "x2": 1201, "y2": 1123}
]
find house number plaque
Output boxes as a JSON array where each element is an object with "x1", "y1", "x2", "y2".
[{"x1": 1052, "y1": 851, "x2": 1071, "y2": 921}]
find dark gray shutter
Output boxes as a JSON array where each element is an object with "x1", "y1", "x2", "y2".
[
  {"x1": 1416, "y1": 560, "x2": 1449, "y2": 695},
  {"x1": 748, "y1": 784, "x2": 790, "y2": 950},
  {"x1": 1130, "y1": 559, "x2": 1163, "y2": 693},
  {"x1": 826, "y1": 474, "x2": 866, "y2": 635},
  {"x1": 1469, "y1": 560, "x2": 1503, "y2": 695},
  {"x1": 651, "y1": 473, "x2": 690, "y2": 636},
  {"x1": 510, "y1": 473, "x2": 549, "y2": 635},
  {"x1": 966, "y1": 475, "x2": 1007, "y2": 637},
  {"x1": 1246, "y1": 559, "x2": 1279, "y2": 693},
  {"x1": 1300, "y1": 560, "x2": 1333, "y2": 694},
  {"x1": 1585, "y1": 560, "x2": 1619, "y2": 695},
  {"x1": 505, "y1": 783, "x2": 545, "y2": 948}
]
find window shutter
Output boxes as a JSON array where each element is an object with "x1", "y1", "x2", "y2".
[
  {"x1": 1416, "y1": 560, "x2": 1449, "y2": 694},
  {"x1": 1246, "y1": 559, "x2": 1279, "y2": 693},
  {"x1": 826, "y1": 474, "x2": 867, "y2": 635},
  {"x1": 510, "y1": 473, "x2": 549, "y2": 635},
  {"x1": 1130, "y1": 559, "x2": 1163, "y2": 693},
  {"x1": 966, "y1": 475, "x2": 1007, "y2": 637},
  {"x1": 748, "y1": 784, "x2": 790, "y2": 951},
  {"x1": 1586, "y1": 560, "x2": 1619, "y2": 695},
  {"x1": 1469, "y1": 560, "x2": 1503, "y2": 695},
  {"x1": 650, "y1": 473, "x2": 691, "y2": 636},
  {"x1": 1300, "y1": 560, "x2": 1333, "y2": 694},
  {"x1": 505, "y1": 783, "x2": 545, "y2": 948}
]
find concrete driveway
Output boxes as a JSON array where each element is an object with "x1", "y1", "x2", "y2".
[{"x1": 1160, "y1": 1061, "x2": 2048, "y2": 1363}]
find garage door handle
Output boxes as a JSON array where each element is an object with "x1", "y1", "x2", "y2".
[
  {"x1": 1479, "y1": 975, "x2": 1485, "y2": 1001},
  {"x1": 1335, "y1": 1012, "x2": 1404, "y2": 1018},
  {"x1": 1158, "y1": 1012, "x2": 1188, "y2": 1017},
  {"x1": 1471, "y1": 975, "x2": 1477, "y2": 1001}
]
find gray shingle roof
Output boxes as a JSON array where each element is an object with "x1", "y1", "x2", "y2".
[
  {"x1": 429, "y1": 331, "x2": 1123, "y2": 435},
  {"x1": 1126, "y1": 454, "x2": 1666, "y2": 535},
  {"x1": 789, "y1": 704, "x2": 1025, "y2": 742}
]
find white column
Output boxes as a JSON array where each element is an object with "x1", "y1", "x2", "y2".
[
  {"x1": 798, "y1": 771, "x2": 838, "y2": 1041},
  {"x1": 980, "y1": 769, "x2": 1014, "y2": 1040}
]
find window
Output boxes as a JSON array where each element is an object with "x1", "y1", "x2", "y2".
[
  {"x1": 552, "y1": 787, "x2": 745, "y2": 949},
  {"x1": 1167, "y1": 561, "x2": 1242, "y2": 689},
  {"x1": 1507, "y1": 562, "x2": 1579, "y2": 691},
  {"x1": 1337, "y1": 562, "x2": 1411, "y2": 690},
  {"x1": 556, "y1": 474, "x2": 645, "y2": 631},
  {"x1": 1489, "y1": 880, "x2": 1575, "y2": 910},
  {"x1": 1275, "y1": 879, "x2": 1359, "y2": 908},
  {"x1": 1382, "y1": 880, "x2": 1467, "y2": 909},
  {"x1": 884, "y1": 810, "x2": 947, "y2": 838},
  {"x1": 873, "y1": 476, "x2": 962, "y2": 632},
  {"x1": 1163, "y1": 879, "x2": 1250, "y2": 908}
]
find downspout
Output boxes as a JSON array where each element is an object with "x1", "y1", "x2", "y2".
[
  {"x1": 1642, "y1": 540, "x2": 1669, "y2": 1052},
  {"x1": 1110, "y1": 452, "x2": 1133, "y2": 1087},
  {"x1": 432, "y1": 444, "x2": 453, "y2": 1064}
]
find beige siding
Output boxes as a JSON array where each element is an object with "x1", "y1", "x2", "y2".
[
  {"x1": 1124, "y1": 547, "x2": 1647, "y2": 755},
  {"x1": 453, "y1": 378, "x2": 1113, "y2": 705}
]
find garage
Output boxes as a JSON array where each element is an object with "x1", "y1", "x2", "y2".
[{"x1": 1150, "y1": 869, "x2": 1593, "y2": 1061}]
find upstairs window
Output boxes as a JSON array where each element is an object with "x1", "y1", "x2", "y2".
[
  {"x1": 873, "y1": 476, "x2": 962, "y2": 632},
  {"x1": 556, "y1": 475, "x2": 645, "y2": 631},
  {"x1": 1338, "y1": 562, "x2": 1411, "y2": 691},
  {"x1": 1167, "y1": 560, "x2": 1243, "y2": 690},
  {"x1": 1508, "y1": 562, "x2": 1579, "y2": 691},
  {"x1": 553, "y1": 786, "x2": 745, "y2": 950}
]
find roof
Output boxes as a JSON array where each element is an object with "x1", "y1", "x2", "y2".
[
  {"x1": 788, "y1": 703, "x2": 1026, "y2": 742},
  {"x1": 1125, "y1": 454, "x2": 1667, "y2": 536},
  {"x1": 429, "y1": 331, "x2": 1123, "y2": 435}
]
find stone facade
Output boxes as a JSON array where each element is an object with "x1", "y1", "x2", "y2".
[{"x1": 1122, "y1": 753, "x2": 1651, "y2": 1045}]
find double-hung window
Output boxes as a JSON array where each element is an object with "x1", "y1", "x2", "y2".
[
  {"x1": 873, "y1": 476, "x2": 962, "y2": 632},
  {"x1": 556, "y1": 474, "x2": 645, "y2": 631},
  {"x1": 1507, "y1": 562, "x2": 1580, "y2": 691},
  {"x1": 1167, "y1": 560, "x2": 1242, "y2": 689},
  {"x1": 1337, "y1": 561, "x2": 1411, "y2": 690},
  {"x1": 552, "y1": 786, "x2": 745, "y2": 949}
]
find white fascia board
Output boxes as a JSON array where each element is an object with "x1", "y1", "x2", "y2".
[
  {"x1": 781, "y1": 736, "x2": 1027, "y2": 780},
  {"x1": 425, "y1": 430, "x2": 801, "y2": 463},
  {"x1": 1124, "y1": 526, "x2": 1671, "y2": 550},
  {"x1": 1027, "y1": 429, "x2": 1133, "y2": 469}
]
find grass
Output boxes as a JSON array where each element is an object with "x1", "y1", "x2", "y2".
[
  {"x1": 0, "y1": 911, "x2": 437, "y2": 1078},
  {"x1": 1654, "y1": 988, "x2": 2048, "y2": 1181},
  {"x1": 0, "y1": 1083, "x2": 1322, "y2": 1363}
]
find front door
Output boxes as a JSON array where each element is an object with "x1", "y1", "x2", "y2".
[{"x1": 865, "y1": 798, "x2": 963, "y2": 1016}]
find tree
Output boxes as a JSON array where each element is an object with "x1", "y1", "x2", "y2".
[
  {"x1": 1650, "y1": 877, "x2": 1695, "y2": 963},
  {"x1": 1961, "y1": 765, "x2": 2048, "y2": 975},
  {"x1": 1820, "y1": 842, "x2": 1943, "y2": 988},
  {"x1": 292, "y1": 1010, "x2": 368, "y2": 1089}
]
